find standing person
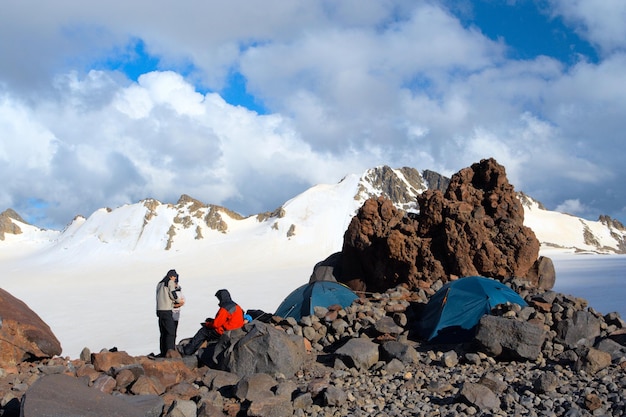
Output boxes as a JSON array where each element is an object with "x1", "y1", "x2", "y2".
[
  {"x1": 180, "y1": 289, "x2": 244, "y2": 356},
  {"x1": 156, "y1": 269, "x2": 185, "y2": 357}
]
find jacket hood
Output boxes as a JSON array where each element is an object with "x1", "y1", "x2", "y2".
[{"x1": 215, "y1": 289, "x2": 237, "y2": 313}]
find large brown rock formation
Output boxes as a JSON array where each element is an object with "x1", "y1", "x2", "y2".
[
  {"x1": 340, "y1": 158, "x2": 542, "y2": 293},
  {"x1": 0, "y1": 288, "x2": 62, "y2": 366}
]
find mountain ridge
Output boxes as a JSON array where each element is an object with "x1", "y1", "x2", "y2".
[{"x1": 2, "y1": 165, "x2": 626, "y2": 255}]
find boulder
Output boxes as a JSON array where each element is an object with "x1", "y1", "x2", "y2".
[
  {"x1": 201, "y1": 368, "x2": 240, "y2": 392},
  {"x1": 164, "y1": 399, "x2": 196, "y2": 417},
  {"x1": 474, "y1": 315, "x2": 545, "y2": 361},
  {"x1": 555, "y1": 310, "x2": 602, "y2": 349},
  {"x1": 575, "y1": 347, "x2": 612, "y2": 374},
  {"x1": 334, "y1": 338, "x2": 380, "y2": 370},
  {"x1": 91, "y1": 350, "x2": 137, "y2": 372},
  {"x1": 459, "y1": 382, "x2": 500, "y2": 412},
  {"x1": 210, "y1": 321, "x2": 307, "y2": 378},
  {"x1": 246, "y1": 395, "x2": 294, "y2": 417},
  {"x1": 379, "y1": 341, "x2": 419, "y2": 364},
  {"x1": 0, "y1": 288, "x2": 62, "y2": 366},
  {"x1": 139, "y1": 357, "x2": 195, "y2": 389},
  {"x1": 234, "y1": 373, "x2": 278, "y2": 402},
  {"x1": 524, "y1": 256, "x2": 556, "y2": 290},
  {"x1": 21, "y1": 373, "x2": 163, "y2": 417},
  {"x1": 339, "y1": 158, "x2": 541, "y2": 293}
]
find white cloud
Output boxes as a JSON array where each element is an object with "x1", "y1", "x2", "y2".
[
  {"x1": 1, "y1": 1, "x2": 626, "y2": 227},
  {"x1": 555, "y1": 199, "x2": 588, "y2": 217},
  {"x1": 548, "y1": 0, "x2": 626, "y2": 55}
]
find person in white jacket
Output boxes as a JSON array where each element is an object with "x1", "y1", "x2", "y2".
[{"x1": 155, "y1": 269, "x2": 185, "y2": 357}]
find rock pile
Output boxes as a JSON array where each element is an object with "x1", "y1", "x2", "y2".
[
  {"x1": 340, "y1": 158, "x2": 549, "y2": 293},
  {"x1": 2, "y1": 279, "x2": 625, "y2": 417}
]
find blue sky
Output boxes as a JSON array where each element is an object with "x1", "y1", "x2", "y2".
[
  {"x1": 464, "y1": 1, "x2": 598, "y2": 63},
  {"x1": 1, "y1": 0, "x2": 626, "y2": 229}
]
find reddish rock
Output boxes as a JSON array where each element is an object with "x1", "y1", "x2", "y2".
[
  {"x1": 0, "y1": 288, "x2": 62, "y2": 367},
  {"x1": 115, "y1": 368, "x2": 137, "y2": 391},
  {"x1": 91, "y1": 350, "x2": 137, "y2": 372},
  {"x1": 130, "y1": 375, "x2": 166, "y2": 396},
  {"x1": 340, "y1": 158, "x2": 541, "y2": 293},
  {"x1": 75, "y1": 364, "x2": 102, "y2": 383},
  {"x1": 139, "y1": 357, "x2": 194, "y2": 389}
]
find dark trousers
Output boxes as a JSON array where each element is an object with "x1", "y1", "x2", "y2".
[
  {"x1": 183, "y1": 325, "x2": 220, "y2": 355},
  {"x1": 157, "y1": 310, "x2": 178, "y2": 356}
]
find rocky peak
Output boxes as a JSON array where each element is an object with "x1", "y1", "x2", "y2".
[
  {"x1": 0, "y1": 209, "x2": 26, "y2": 240},
  {"x1": 176, "y1": 194, "x2": 206, "y2": 212},
  {"x1": 421, "y1": 169, "x2": 450, "y2": 192},
  {"x1": 599, "y1": 215, "x2": 625, "y2": 231},
  {"x1": 355, "y1": 166, "x2": 426, "y2": 211}
]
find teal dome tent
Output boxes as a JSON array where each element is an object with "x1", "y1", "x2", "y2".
[
  {"x1": 275, "y1": 281, "x2": 359, "y2": 321},
  {"x1": 418, "y1": 276, "x2": 527, "y2": 343}
]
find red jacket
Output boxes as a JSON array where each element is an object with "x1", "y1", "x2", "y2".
[{"x1": 207, "y1": 304, "x2": 245, "y2": 335}]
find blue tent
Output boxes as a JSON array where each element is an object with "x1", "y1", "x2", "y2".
[
  {"x1": 418, "y1": 276, "x2": 527, "y2": 343},
  {"x1": 275, "y1": 281, "x2": 359, "y2": 321}
]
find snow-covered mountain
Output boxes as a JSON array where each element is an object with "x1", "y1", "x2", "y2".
[
  {"x1": 2, "y1": 165, "x2": 625, "y2": 257},
  {"x1": 1, "y1": 165, "x2": 626, "y2": 359}
]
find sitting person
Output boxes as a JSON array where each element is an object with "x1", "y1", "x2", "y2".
[{"x1": 180, "y1": 289, "x2": 245, "y2": 356}]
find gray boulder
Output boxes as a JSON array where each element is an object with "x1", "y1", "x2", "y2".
[
  {"x1": 211, "y1": 321, "x2": 307, "y2": 378},
  {"x1": 555, "y1": 311, "x2": 601, "y2": 348},
  {"x1": 379, "y1": 340, "x2": 419, "y2": 364},
  {"x1": 21, "y1": 373, "x2": 163, "y2": 417},
  {"x1": 595, "y1": 337, "x2": 626, "y2": 361},
  {"x1": 474, "y1": 315, "x2": 545, "y2": 361},
  {"x1": 234, "y1": 373, "x2": 278, "y2": 402},
  {"x1": 334, "y1": 338, "x2": 379, "y2": 370}
]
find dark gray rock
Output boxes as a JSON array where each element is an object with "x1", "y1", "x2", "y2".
[
  {"x1": 234, "y1": 373, "x2": 277, "y2": 402},
  {"x1": 556, "y1": 310, "x2": 601, "y2": 348},
  {"x1": 474, "y1": 315, "x2": 545, "y2": 361},
  {"x1": 323, "y1": 386, "x2": 347, "y2": 406},
  {"x1": 211, "y1": 322, "x2": 306, "y2": 378},
  {"x1": 379, "y1": 341, "x2": 419, "y2": 364},
  {"x1": 334, "y1": 338, "x2": 379, "y2": 370},
  {"x1": 595, "y1": 337, "x2": 626, "y2": 360},
  {"x1": 373, "y1": 316, "x2": 403, "y2": 335},
  {"x1": 200, "y1": 368, "x2": 240, "y2": 395},
  {"x1": 21, "y1": 373, "x2": 163, "y2": 417}
]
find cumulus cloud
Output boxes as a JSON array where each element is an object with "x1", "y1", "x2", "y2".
[
  {"x1": 555, "y1": 199, "x2": 590, "y2": 217},
  {"x1": 548, "y1": 0, "x2": 626, "y2": 55},
  {"x1": 1, "y1": 1, "x2": 626, "y2": 228}
]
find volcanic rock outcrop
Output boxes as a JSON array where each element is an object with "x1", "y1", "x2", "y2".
[
  {"x1": 340, "y1": 158, "x2": 545, "y2": 293},
  {"x1": 0, "y1": 288, "x2": 62, "y2": 367}
]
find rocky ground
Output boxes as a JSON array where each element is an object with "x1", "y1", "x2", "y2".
[{"x1": 1, "y1": 278, "x2": 625, "y2": 417}]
